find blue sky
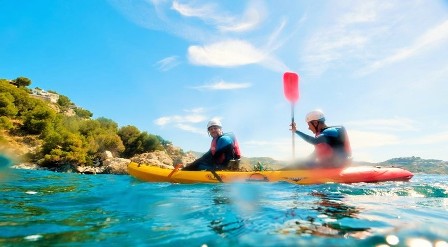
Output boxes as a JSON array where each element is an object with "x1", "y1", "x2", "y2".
[{"x1": 1, "y1": 0, "x2": 448, "y2": 162}]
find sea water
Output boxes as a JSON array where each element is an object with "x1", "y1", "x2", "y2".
[{"x1": 1, "y1": 162, "x2": 448, "y2": 246}]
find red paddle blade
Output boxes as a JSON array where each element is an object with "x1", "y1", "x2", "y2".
[{"x1": 283, "y1": 72, "x2": 299, "y2": 103}]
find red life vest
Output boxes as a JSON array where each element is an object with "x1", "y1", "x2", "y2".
[
  {"x1": 231, "y1": 133, "x2": 242, "y2": 159},
  {"x1": 314, "y1": 126, "x2": 351, "y2": 162},
  {"x1": 315, "y1": 143, "x2": 334, "y2": 160}
]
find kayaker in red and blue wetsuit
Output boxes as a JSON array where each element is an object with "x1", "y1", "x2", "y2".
[
  {"x1": 287, "y1": 110, "x2": 352, "y2": 169},
  {"x1": 182, "y1": 119, "x2": 241, "y2": 171}
]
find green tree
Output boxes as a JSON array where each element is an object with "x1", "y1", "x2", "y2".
[
  {"x1": 156, "y1": 135, "x2": 172, "y2": 148},
  {"x1": 22, "y1": 105, "x2": 56, "y2": 135},
  {"x1": 118, "y1": 125, "x2": 140, "y2": 143},
  {"x1": 57, "y1": 95, "x2": 72, "y2": 111},
  {"x1": 96, "y1": 117, "x2": 118, "y2": 132},
  {"x1": 118, "y1": 125, "x2": 141, "y2": 158},
  {"x1": 59, "y1": 115, "x2": 81, "y2": 133},
  {"x1": 136, "y1": 132, "x2": 163, "y2": 153},
  {"x1": 74, "y1": 108, "x2": 93, "y2": 118},
  {"x1": 0, "y1": 92, "x2": 18, "y2": 117},
  {"x1": 117, "y1": 125, "x2": 140, "y2": 156},
  {"x1": 0, "y1": 116, "x2": 13, "y2": 130},
  {"x1": 118, "y1": 125, "x2": 162, "y2": 158},
  {"x1": 77, "y1": 118, "x2": 124, "y2": 158},
  {"x1": 11, "y1": 77, "x2": 31, "y2": 87},
  {"x1": 40, "y1": 129, "x2": 64, "y2": 155},
  {"x1": 0, "y1": 80, "x2": 41, "y2": 118},
  {"x1": 41, "y1": 130, "x2": 88, "y2": 167},
  {"x1": 94, "y1": 133, "x2": 125, "y2": 155},
  {"x1": 79, "y1": 119, "x2": 101, "y2": 136}
]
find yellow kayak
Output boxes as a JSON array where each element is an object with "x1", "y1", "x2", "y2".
[{"x1": 127, "y1": 162, "x2": 413, "y2": 185}]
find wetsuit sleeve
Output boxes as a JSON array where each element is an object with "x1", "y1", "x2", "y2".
[{"x1": 295, "y1": 130, "x2": 329, "y2": 145}]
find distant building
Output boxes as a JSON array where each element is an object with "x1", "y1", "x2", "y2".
[{"x1": 31, "y1": 88, "x2": 59, "y2": 103}]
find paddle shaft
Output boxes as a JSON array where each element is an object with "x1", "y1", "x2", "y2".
[
  {"x1": 291, "y1": 104, "x2": 295, "y2": 160},
  {"x1": 210, "y1": 170, "x2": 223, "y2": 183}
]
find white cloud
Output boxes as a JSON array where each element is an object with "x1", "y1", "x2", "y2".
[
  {"x1": 183, "y1": 114, "x2": 206, "y2": 123},
  {"x1": 154, "y1": 110, "x2": 207, "y2": 127},
  {"x1": 171, "y1": 0, "x2": 264, "y2": 33},
  {"x1": 192, "y1": 80, "x2": 251, "y2": 91},
  {"x1": 155, "y1": 56, "x2": 180, "y2": 71},
  {"x1": 218, "y1": 1, "x2": 265, "y2": 32},
  {"x1": 339, "y1": 1, "x2": 381, "y2": 25},
  {"x1": 406, "y1": 131, "x2": 448, "y2": 146},
  {"x1": 154, "y1": 108, "x2": 215, "y2": 135},
  {"x1": 110, "y1": 1, "x2": 287, "y2": 71},
  {"x1": 349, "y1": 130, "x2": 400, "y2": 148},
  {"x1": 265, "y1": 18, "x2": 289, "y2": 52},
  {"x1": 175, "y1": 123, "x2": 206, "y2": 135},
  {"x1": 259, "y1": 57, "x2": 289, "y2": 73},
  {"x1": 171, "y1": 1, "x2": 217, "y2": 19},
  {"x1": 185, "y1": 107, "x2": 206, "y2": 114},
  {"x1": 303, "y1": 30, "x2": 369, "y2": 75},
  {"x1": 350, "y1": 129, "x2": 448, "y2": 162},
  {"x1": 301, "y1": 1, "x2": 386, "y2": 75},
  {"x1": 346, "y1": 118, "x2": 419, "y2": 132},
  {"x1": 188, "y1": 40, "x2": 265, "y2": 67},
  {"x1": 360, "y1": 19, "x2": 448, "y2": 75},
  {"x1": 154, "y1": 117, "x2": 171, "y2": 126}
]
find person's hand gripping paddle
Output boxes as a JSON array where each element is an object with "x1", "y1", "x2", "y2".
[{"x1": 283, "y1": 72, "x2": 299, "y2": 160}]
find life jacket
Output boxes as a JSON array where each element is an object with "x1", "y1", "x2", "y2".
[
  {"x1": 314, "y1": 126, "x2": 351, "y2": 162},
  {"x1": 210, "y1": 132, "x2": 241, "y2": 164},
  {"x1": 227, "y1": 132, "x2": 242, "y2": 159}
]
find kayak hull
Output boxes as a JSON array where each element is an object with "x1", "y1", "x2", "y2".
[{"x1": 127, "y1": 162, "x2": 413, "y2": 185}]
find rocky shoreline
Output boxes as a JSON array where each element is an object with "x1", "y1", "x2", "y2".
[{"x1": 11, "y1": 149, "x2": 198, "y2": 175}]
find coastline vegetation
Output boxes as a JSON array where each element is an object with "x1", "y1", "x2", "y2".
[{"x1": 0, "y1": 77, "x2": 172, "y2": 169}]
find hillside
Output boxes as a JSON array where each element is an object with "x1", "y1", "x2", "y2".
[
  {"x1": 379, "y1": 156, "x2": 448, "y2": 175},
  {"x1": 0, "y1": 77, "x2": 180, "y2": 170}
]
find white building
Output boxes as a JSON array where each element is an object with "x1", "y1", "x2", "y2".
[{"x1": 31, "y1": 88, "x2": 60, "y2": 103}]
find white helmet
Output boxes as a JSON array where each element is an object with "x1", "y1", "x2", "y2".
[
  {"x1": 305, "y1": 110, "x2": 325, "y2": 123},
  {"x1": 207, "y1": 119, "x2": 222, "y2": 129}
]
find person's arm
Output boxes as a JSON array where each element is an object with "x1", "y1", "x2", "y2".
[
  {"x1": 200, "y1": 150, "x2": 212, "y2": 161},
  {"x1": 290, "y1": 122, "x2": 327, "y2": 145},
  {"x1": 295, "y1": 130, "x2": 328, "y2": 145}
]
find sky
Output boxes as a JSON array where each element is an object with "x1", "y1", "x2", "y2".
[{"x1": 1, "y1": 0, "x2": 448, "y2": 163}]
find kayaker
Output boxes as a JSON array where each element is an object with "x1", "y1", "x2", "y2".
[
  {"x1": 182, "y1": 119, "x2": 241, "y2": 171},
  {"x1": 286, "y1": 110, "x2": 352, "y2": 169}
]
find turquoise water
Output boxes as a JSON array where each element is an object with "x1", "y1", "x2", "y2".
[{"x1": 1, "y1": 162, "x2": 448, "y2": 246}]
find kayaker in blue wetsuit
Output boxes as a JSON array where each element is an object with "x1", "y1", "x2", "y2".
[
  {"x1": 182, "y1": 119, "x2": 241, "y2": 171},
  {"x1": 284, "y1": 110, "x2": 352, "y2": 169}
]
